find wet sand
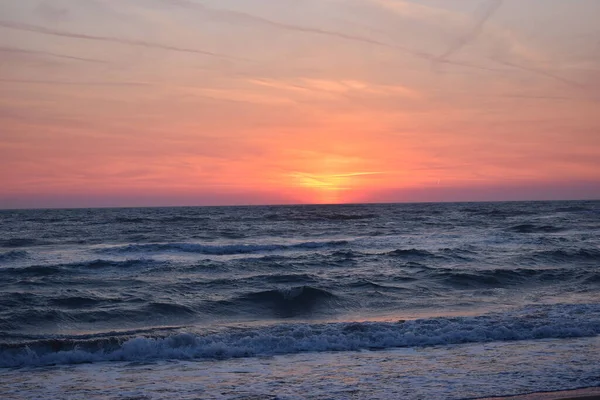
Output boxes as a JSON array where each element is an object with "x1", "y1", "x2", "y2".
[{"x1": 480, "y1": 387, "x2": 600, "y2": 400}]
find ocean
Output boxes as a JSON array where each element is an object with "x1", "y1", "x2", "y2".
[{"x1": 0, "y1": 200, "x2": 599, "y2": 399}]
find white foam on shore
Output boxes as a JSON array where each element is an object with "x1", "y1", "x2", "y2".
[{"x1": 1, "y1": 336, "x2": 599, "y2": 400}]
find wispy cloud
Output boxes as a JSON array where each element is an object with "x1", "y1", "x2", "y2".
[
  {"x1": 328, "y1": 172, "x2": 386, "y2": 178},
  {"x1": 488, "y1": 94, "x2": 583, "y2": 101},
  {"x1": 0, "y1": 46, "x2": 107, "y2": 64},
  {"x1": 249, "y1": 78, "x2": 420, "y2": 100},
  {"x1": 0, "y1": 20, "x2": 238, "y2": 59},
  {"x1": 179, "y1": 86, "x2": 297, "y2": 105},
  {"x1": 289, "y1": 171, "x2": 385, "y2": 190},
  {"x1": 34, "y1": 2, "x2": 69, "y2": 22}
]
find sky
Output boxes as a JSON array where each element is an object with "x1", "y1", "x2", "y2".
[{"x1": 1, "y1": 0, "x2": 599, "y2": 208}]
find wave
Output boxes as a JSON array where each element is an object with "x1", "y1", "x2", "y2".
[
  {"x1": 330, "y1": 250, "x2": 364, "y2": 259},
  {"x1": 48, "y1": 296, "x2": 105, "y2": 308},
  {"x1": 79, "y1": 258, "x2": 158, "y2": 269},
  {"x1": 143, "y1": 302, "x2": 196, "y2": 315},
  {"x1": 113, "y1": 217, "x2": 150, "y2": 223},
  {"x1": 1, "y1": 285, "x2": 336, "y2": 331},
  {"x1": 0, "y1": 292, "x2": 39, "y2": 308},
  {"x1": 20, "y1": 217, "x2": 65, "y2": 223},
  {"x1": 1, "y1": 299, "x2": 192, "y2": 329},
  {"x1": 0, "y1": 265, "x2": 63, "y2": 277},
  {"x1": 98, "y1": 240, "x2": 349, "y2": 255},
  {"x1": 508, "y1": 224, "x2": 567, "y2": 234},
  {"x1": 161, "y1": 216, "x2": 212, "y2": 223},
  {"x1": 428, "y1": 266, "x2": 599, "y2": 289},
  {"x1": 264, "y1": 212, "x2": 376, "y2": 222},
  {"x1": 1, "y1": 303, "x2": 598, "y2": 368},
  {"x1": 347, "y1": 280, "x2": 407, "y2": 291},
  {"x1": 259, "y1": 273, "x2": 319, "y2": 284},
  {"x1": 0, "y1": 238, "x2": 49, "y2": 248},
  {"x1": 0, "y1": 259, "x2": 159, "y2": 279},
  {"x1": 162, "y1": 274, "x2": 322, "y2": 297},
  {"x1": 556, "y1": 206, "x2": 591, "y2": 213},
  {"x1": 584, "y1": 274, "x2": 600, "y2": 284},
  {"x1": 386, "y1": 249, "x2": 433, "y2": 258},
  {"x1": 0, "y1": 250, "x2": 29, "y2": 262},
  {"x1": 113, "y1": 216, "x2": 211, "y2": 224},
  {"x1": 318, "y1": 213, "x2": 376, "y2": 221},
  {"x1": 231, "y1": 286, "x2": 337, "y2": 317},
  {"x1": 432, "y1": 270, "x2": 518, "y2": 288},
  {"x1": 438, "y1": 247, "x2": 479, "y2": 261},
  {"x1": 526, "y1": 248, "x2": 600, "y2": 264},
  {"x1": 460, "y1": 207, "x2": 538, "y2": 218}
]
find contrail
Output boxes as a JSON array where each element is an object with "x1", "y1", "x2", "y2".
[
  {"x1": 0, "y1": 20, "x2": 239, "y2": 60},
  {"x1": 435, "y1": 0, "x2": 503, "y2": 63},
  {"x1": 160, "y1": 0, "x2": 505, "y2": 73},
  {"x1": 431, "y1": 0, "x2": 586, "y2": 92},
  {"x1": 494, "y1": 94, "x2": 578, "y2": 101},
  {"x1": 490, "y1": 57, "x2": 585, "y2": 89},
  {"x1": 0, "y1": 78, "x2": 150, "y2": 87},
  {"x1": 0, "y1": 46, "x2": 107, "y2": 63},
  {"x1": 162, "y1": 0, "x2": 416, "y2": 53}
]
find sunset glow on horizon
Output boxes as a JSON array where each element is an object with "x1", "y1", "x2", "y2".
[{"x1": 1, "y1": 0, "x2": 599, "y2": 208}]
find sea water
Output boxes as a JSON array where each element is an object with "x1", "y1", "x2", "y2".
[{"x1": 0, "y1": 201, "x2": 599, "y2": 399}]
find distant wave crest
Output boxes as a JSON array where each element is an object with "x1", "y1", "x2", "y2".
[
  {"x1": 1, "y1": 238, "x2": 48, "y2": 248},
  {"x1": 386, "y1": 249, "x2": 433, "y2": 258},
  {"x1": 508, "y1": 224, "x2": 567, "y2": 233},
  {"x1": 98, "y1": 240, "x2": 349, "y2": 255},
  {"x1": 527, "y1": 248, "x2": 600, "y2": 264},
  {"x1": 0, "y1": 259, "x2": 157, "y2": 278}
]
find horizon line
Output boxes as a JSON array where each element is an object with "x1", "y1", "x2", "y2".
[{"x1": 1, "y1": 197, "x2": 598, "y2": 211}]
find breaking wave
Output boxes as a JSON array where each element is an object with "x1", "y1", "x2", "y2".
[{"x1": 1, "y1": 303, "x2": 598, "y2": 368}]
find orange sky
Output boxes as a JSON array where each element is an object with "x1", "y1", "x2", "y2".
[{"x1": 1, "y1": 0, "x2": 599, "y2": 208}]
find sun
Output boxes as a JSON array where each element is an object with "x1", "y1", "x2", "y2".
[
  {"x1": 289, "y1": 171, "x2": 385, "y2": 204},
  {"x1": 289, "y1": 172, "x2": 346, "y2": 204}
]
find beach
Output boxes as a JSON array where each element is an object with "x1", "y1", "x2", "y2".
[{"x1": 480, "y1": 387, "x2": 600, "y2": 400}]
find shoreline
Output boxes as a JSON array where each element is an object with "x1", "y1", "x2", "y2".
[{"x1": 479, "y1": 387, "x2": 600, "y2": 400}]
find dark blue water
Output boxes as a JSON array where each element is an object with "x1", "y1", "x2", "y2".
[{"x1": 0, "y1": 201, "x2": 599, "y2": 370}]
